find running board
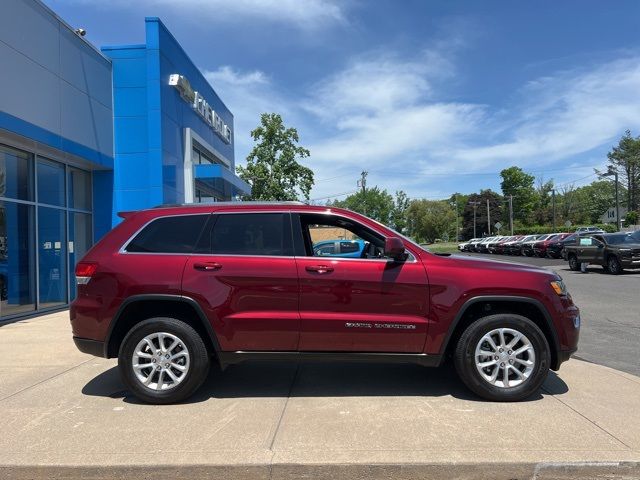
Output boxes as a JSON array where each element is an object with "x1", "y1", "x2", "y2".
[{"x1": 217, "y1": 351, "x2": 443, "y2": 369}]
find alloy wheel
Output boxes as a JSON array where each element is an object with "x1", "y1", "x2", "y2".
[
  {"x1": 132, "y1": 332, "x2": 190, "y2": 391},
  {"x1": 474, "y1": 328, "x2": 536, "y2": 388}
]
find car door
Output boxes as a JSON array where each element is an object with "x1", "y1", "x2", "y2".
[
  {"x1": 181, "y1": 211, "x2": 300, "y2": 352},
  {"x1": 292, "y1": 212, "x2": 429, "y2": 353},
  {"x1": 576, "y1": 236, "x2": 598, "y2": 263},
  {"x1": 592, "y1": 235, "x2": 606, "y2": 265}
]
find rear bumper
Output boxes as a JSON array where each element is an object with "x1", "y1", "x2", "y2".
[{"x1": 73, "y1": 337, "x2": 106, "y2": 357}]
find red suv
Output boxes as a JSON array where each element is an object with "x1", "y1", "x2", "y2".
[{"x1": 71, "y1": 203, "x2": 580, "y2": 403}]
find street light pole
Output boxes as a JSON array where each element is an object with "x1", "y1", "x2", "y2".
[
  {"x1": 600, "y1": 168, "x2": 621, "y2": 232},
  {"x1": 487, "y1": 199, "x2": 491, "y2": 235},
  {"x1": 552, "y1": 189, "x2": 556, "y2": 232}
]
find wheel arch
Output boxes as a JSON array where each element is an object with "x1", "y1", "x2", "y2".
[
  {"x1": 442, "y1": 296, "x2": 561, "y2": 370},
  {"x1": 105, "y1": 295, "x2": 221, "y2": 361}
]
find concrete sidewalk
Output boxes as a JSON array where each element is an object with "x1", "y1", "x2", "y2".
[{"x1": 1, "y1": 311, "x2": 639, "y2": 480}]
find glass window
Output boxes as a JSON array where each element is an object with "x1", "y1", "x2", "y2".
[
  {"x1": 302, "y1": 214, "x2": 384, "y2": 259},
  {"x1": 69, "y1": 213, "x2": 92, "y2": 300},
  {"x1": 38, "y1": 206, "x2": 67, "y2": 308},
  {"x1": 68, "y1": 168, "x2": 91, "y2": 210},
  {"x1": 37, "y1": 159, "x2": 65, "y2": 206},
  {"x1": 198, "y1": 213, "x2": 291, "y2": 256},
  {"x1": 0, "y1": 202, "x2": 36, "y2": 317},
  {"x1": 0, "y1": 144, "x2": 34, "y2": 201},
  {"x1": 314, "y1": 243, "x2": 336, "y2": 256},
  {"x1": 126, "y1": 215, "x2": 209, "y2": 253}
]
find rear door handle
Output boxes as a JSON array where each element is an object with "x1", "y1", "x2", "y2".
[
  {"x1": 305, "y1": 265, "x2": 334, "y2": 274},
  {"x1": 193, "y1": 262, "x2": 222, "y2": 271}
]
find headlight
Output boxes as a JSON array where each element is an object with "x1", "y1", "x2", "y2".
[{"x1": 550, "y1": 280, "x2": 568, "y2": 296}]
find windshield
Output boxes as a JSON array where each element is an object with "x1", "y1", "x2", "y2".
[{"x1": 605, "y1": 233, "x2": 640, "y2": 245}]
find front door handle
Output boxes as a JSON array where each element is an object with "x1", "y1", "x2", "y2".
[
  {"x1": 193, "y1": 262, "x2": 222, "y2": 271},
  {"x1": 305, "y1": 265, "x2": 334, "y2": 274}
]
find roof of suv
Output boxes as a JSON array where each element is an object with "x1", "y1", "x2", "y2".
[{"x1": 119, "y1": 202, "x2": 346, "y2": 218}]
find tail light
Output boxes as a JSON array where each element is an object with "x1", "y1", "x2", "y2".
[{"x1": 75, "y1": 262, "x2": 97, "y2": 285}]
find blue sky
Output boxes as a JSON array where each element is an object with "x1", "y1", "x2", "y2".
[{"x1": 47, "y1": 0, "x2": 640, "y2": 202}]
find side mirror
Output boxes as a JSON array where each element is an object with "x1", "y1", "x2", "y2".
[{"x1": 384, "y1": 237, "x2": 406, "y2": 261}]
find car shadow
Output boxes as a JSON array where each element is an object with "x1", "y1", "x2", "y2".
[{"x1": 82, "y1": 360, "x2": 569, "y2": 405}]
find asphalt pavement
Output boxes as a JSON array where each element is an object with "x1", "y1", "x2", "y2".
[{"x1": 459, "y1": 252, "x2": 640, "y2": 376}]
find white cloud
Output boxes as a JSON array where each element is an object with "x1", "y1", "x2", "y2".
[
  {"x1": 205, "y1": 54, "x2": 640, "y2": 200},
  {"x1": 71, "y1": 0, "x2": 347, "y2": 28},
  {"x1": 453, "y1": 58, "x2": 640, "y2": 167}
]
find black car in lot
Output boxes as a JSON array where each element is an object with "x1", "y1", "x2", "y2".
[
  {"x1": 564, "y1": 230, "x2": 640, "y2": 274},
  {"x1": 548, "y1": 233, "x2": 577, "y2": 259}
]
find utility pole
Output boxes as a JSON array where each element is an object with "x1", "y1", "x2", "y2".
[
  {"x1": 357, "y1": 171, "x2": 368, "y2": 215},
  {"x1": 487, "y1": 199, "x2": 491, "y2": 235},
  {"x1": 614, "y1": 170, "x2": 620, "y2": 231},
  {"x1": 509, "y1": 195, "x2": 514, "y2": 235},
  {"x1": 358, "y1": 171, "x2": 367, "y2": 194},
  {"x1": 552, "y1": 189, "x2": 556, "y2": 232},
  {"x1": 454, "y1": 195, "x2": 459, "y2": 242},
  {"x1": 469, "y1": 201, "x2": 481, "y2": 238}
]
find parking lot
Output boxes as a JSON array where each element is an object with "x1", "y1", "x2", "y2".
[{"x1": 460, "y1": 252, "x2": 640, "y2": 376}]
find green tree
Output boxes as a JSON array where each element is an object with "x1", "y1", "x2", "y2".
[
  {"x1": 533, "y1": 176, "x2": 555, "y2": 225},
  {"x1": 449, "y1": 193, "x2": 469, "y2": 241},
  {"x1": 406, "y1": 199, "x2": 456, "y2": 243},
  {"x1": 500, "y1": 166, "x2": 536, "y2": 225},
  {"x1": 237, "y1": 113, "x2": 314, "y2": 201},
  {"x1": 603, "y1": 130, "x2": 640, "y2": 211},
  {"x1": 331, "y1": 187, "x2": 395, "y2": 224},
  {"x1": 391, "y1": 190, "x2": 410, "y2": 233},
  {"x1": 570, "y1": 180, "x2": 623, "y2": 224}
]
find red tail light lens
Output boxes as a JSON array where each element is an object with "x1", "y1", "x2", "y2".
[{"x1": 75, "y1": 262, "x2": 97, "y2": 284}]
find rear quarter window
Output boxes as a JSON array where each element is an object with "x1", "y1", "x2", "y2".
[{"x1": 125, "y1": 214, "x2": 209, "y2": 253}]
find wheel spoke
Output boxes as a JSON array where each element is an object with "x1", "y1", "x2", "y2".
[
  {"x1": 478, "y1": 359, "x2": 498, "y2": 368},
  {"x1": 171, "y1": 362, "x2": 187, "y2": 372},
  {"x1": 143, "y1": 338, "x2": 157, "y2": 355},
  {"x1": 486, "y1": 335, "x2": 498, "y2": 351},
  {"x1": 514, "y1": 357, "x2": 533, "y2": 367},
  {"x1": 502, "y1": 365, "x2": 510, "y2": 387},
  {"x1": 143, "y1": 370, "x2": 155, "y2": 386},
  {"x1": 135, "y1": 351, "x2": 153, "y2": 359},
  {"x1": 514, "y1": 344, "x2": 532, "y2": 356},
  {"x1": 498, "y1": 329, "x2": 506, "y2": 348},
  {"x1": 170, "y1": 351, "x2": 188, "y2": 361},
  {"x1": 506, "y1": 333, "x2": 521, "y2": 349},
  {"x1": 511, "y1": 366, "x2": 525, "y2": 379},
  {"x1": 156, "y1": 370, "x2": 165, "y2": 390},
  {"x1": 133, "y1": 363, "x2": 152, "y2": 370},
  {"x1": 478, "y1": 350, "x2": 494, "y2": 357},
  {"x1": 165, "y1": 369, "x2": 179, "y2": 382},
  {"x1": 167, "y1": 339, "x2": 179, "y2": 353},
  {"x1": 488, "y1": 366, "x2": 500, "y2": 384}
]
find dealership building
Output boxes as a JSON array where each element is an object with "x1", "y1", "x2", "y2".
[{"x1": 0, "y1": 0, "x2": 250, "y2": 321}]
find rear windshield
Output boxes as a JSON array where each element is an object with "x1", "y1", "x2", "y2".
[{"x1": 605, "y1": 234, "x2": 640, "y2": 245}]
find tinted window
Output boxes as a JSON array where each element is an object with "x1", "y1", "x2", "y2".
[
  {"x1": 198, "y1": 213, "x2": 291, "y2": 256},
  {"x1": 126, "y1": 215, "x2": 208, "y2": 253},
  {"x1": 341, "y1": 241, "x2": 360, "y2": 253}
]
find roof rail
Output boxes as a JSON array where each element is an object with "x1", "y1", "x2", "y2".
[{"x1": 151, "y1": 201, "x2": 308, "y2": 209}]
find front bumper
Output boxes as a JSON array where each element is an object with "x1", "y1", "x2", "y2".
[{"x1": 73, "y1": 336, "x2": 105, "y2": 357}]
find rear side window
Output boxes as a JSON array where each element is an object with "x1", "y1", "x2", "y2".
[
  {"x1": 196, "y1": 213, "x2": 292, "y2": 256},
  {"x1": 340, "y1": 241, "x2": 360, "y2": 253},
  {"x1": 125, "y1": 215, "x2": 209, "y2": 253}
]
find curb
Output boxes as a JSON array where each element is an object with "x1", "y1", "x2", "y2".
[{"x1": 2, "y1": 461, "x2": 639, "y2": 480}]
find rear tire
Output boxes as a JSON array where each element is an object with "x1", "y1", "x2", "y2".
[
  {"x1": 568, "y1": 254, "x2": 579, "y2": 271},
  {"x1": 119, "y1": 317, "x2": 210, "y2": 404},
  {"x1": 454, "y1": 314, "x2": 551, "y2": 402}
]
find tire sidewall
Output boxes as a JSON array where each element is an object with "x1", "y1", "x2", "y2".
[
  {"x1": 455, "y1": 314, "x2": 551, "y2": 402},
  {"x1": 119, "y1": 317, "x2": 210, "y2": 404},
  {"x1": 568, "y1": 254, "x2": 579, "y2": 271}
]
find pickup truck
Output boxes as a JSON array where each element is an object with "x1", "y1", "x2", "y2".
[{"x1": 564, "y1": 231, "x2": 640, "y2": 274}]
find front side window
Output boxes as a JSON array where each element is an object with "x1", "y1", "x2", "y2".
[
  {"x1": 300, "y1": 214, "x2": 384, "y2": 259},
  {"x1": 125, "y1": 215, "x2": 209, "y2": 253},
  {"x1": 197, "y1": 213, "x2": 292, "y2": 256}
]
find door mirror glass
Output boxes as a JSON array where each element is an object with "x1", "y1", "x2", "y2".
[{"x1": 384, "y1": 237, "x2": 406, "y2": 261}]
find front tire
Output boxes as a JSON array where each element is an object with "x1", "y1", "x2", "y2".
[
  {"x1": 119, "y1": 317, "x2": 210, "y2": 404},
  {"x1": 607, "y1": 255, "x2": 623, "y2": 275},
  {"x1": 454, "y1": 314, "x2": 550, "y2": 402}
]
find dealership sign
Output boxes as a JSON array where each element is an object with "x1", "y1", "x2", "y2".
[{"x1": 169, "y1": 74, "x2": 232, "y2": 144}]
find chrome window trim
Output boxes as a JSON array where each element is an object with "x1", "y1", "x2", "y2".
[{"x1": 118, "y1": 208, "x2": 419, "y2": 263}]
